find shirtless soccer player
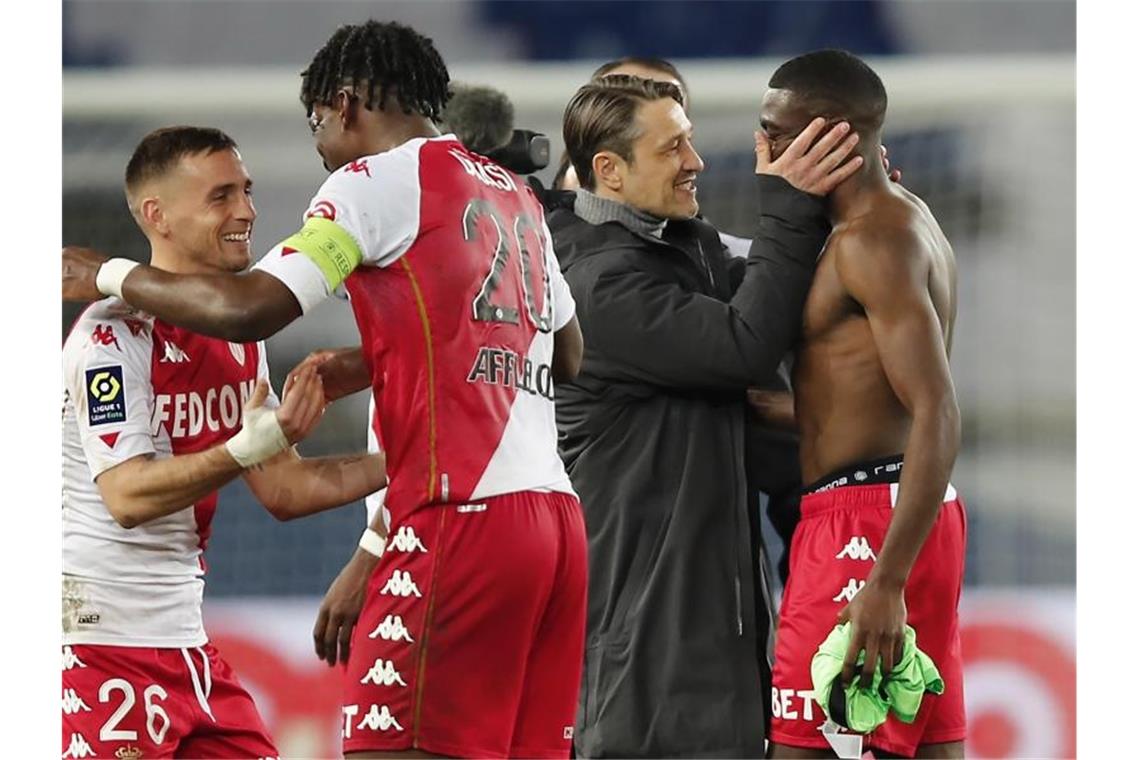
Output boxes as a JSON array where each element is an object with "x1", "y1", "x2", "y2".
[
  {"x1": 62, "y1": 126, "x2": 387, "y2": 759},
  {"x1": 63, "y1": 20, "x2": 586, "y2": 760},
  {"x1": 756, "y1": 51, "x2": 967, "y2": 758}
]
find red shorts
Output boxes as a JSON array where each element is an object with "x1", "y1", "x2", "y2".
[
  {"x1": 341, "y1": 490, "x2": 587, "y2": 758},
  {"x1": 61, "y1": 642, "x2": 277, "y2": 759},
  {"x1": 769, "y1": 483, "x2": 968, "y2": 757}
]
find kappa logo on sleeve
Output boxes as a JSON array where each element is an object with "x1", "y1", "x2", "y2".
[{"x1": 85, "y1": 366, "x2": 126, "y2": 426}]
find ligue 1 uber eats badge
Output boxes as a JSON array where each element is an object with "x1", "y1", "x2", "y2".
[{"x1": 86, "y1": 366, "x2": 126, "y2": 426}]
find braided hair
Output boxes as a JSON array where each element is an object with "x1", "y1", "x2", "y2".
[{"x1": 300, "y1": 20, "x2": 450, "y2": 122}]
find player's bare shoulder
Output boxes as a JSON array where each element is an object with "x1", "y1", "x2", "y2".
[{"x1": 832, "y1": 187, "x2": 957, "y2": 340}]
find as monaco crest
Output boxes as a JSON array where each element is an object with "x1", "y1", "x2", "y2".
[{"x1": 229, "y1": 342, "x2": 246, "y2": 366}]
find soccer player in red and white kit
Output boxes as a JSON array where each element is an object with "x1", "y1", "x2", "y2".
[
  {"x1": 63, "y1": 21, "x2": 587, "y2": 759},
  {"x1": 62, "y1": 127, "x2": 388, "y2": 759}
]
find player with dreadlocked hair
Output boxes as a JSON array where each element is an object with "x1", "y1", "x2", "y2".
[
  {"x1": 299, "y1": 20, "x2": 450, "y2": 124},
  {"x1": 64, "y1": 18, "x2": 587, "y2": 760}
]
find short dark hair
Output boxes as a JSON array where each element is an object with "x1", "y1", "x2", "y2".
[
  {"x1": 300, "y1": 19, "x2": 450, "y2": 122},
  {"x1": 441, "y1": 83, "x2": 514, "y2": 154},
  {"x1": 563, "y1": 75, "x2": 684, "y2": 191},
  {"x1": 769, "y1": 49, "x2": 887, "y2": 131},
  {"x1": 125, "y1": 126, "x2": 237, "y2": 196}
]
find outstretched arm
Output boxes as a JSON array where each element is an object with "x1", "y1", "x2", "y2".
[
  {"x1": 573, "y1": 120, "x2": 857, "y2": 391},
  {"x1": 243, "y1": 449, "x2": 386, "y2": 521},
  {"x1": 832, "y1": 225, "x2": 960, "y2": 687},
  {"x1": 63, "y1": 248, "x2": 302, "y2": 342},
  {"x1": 95, "y1": 369, "x2": 326, "y2": 528}
]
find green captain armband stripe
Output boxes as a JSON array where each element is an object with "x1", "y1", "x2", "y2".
[{"x1": 280, "y1": 216, "x2": 364, "y2": 290}]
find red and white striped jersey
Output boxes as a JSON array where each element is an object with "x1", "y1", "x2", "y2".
[
  {"x1": 62, "y1": 298, "x2": 274, "y2": 647},
  {"x1": 255, "y1": 135, "x2": 576, "y2": 521}
]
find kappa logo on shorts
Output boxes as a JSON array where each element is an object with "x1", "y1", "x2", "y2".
[
  {"x1": 389, "y1": 525, "x2": 428, "y2": 553},
  {"x1": 62, "y1": 688, "x2": 92, "y2": 715},
  {"x1": 835, "y1": 536, "x2": 877, "y2": 561},
  {"x1": 564, "y1": 726, "x2": 574, "y2": 740},
  {"x1": 62, "y1": 646, "x2": 88, "y2": 671},
  {"x1": 360, "y1": 658, "x2": 407, "y2": 687},
  {"x1": 86, "y1": 366, "x2": 126, "y2": 427},
  {"x1": 356, "y1": 704, "x2": 404, "y2": 732},
  {"x1": 62, "y1": 732, "x2": 96, "y2": 759},
  {"x1": 368, "y1": 614, "x2": 414, "y2": 643},
  {"x1": 832, "y1": 578, "x2": 866, "y2": 603},
  {"x1": 380, "y1": 570, "x2": 422, "y2": 598}
]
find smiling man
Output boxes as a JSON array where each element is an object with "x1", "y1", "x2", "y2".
[
  {"x1": 62, "y1": 126, "x2": 387, "y2": 759},
  {"x1": 548, "y1": 75, "x2": 861, "y2": 757},
  {"x1": 63, "y1": 20, "x2": 588, "y2": 760}
]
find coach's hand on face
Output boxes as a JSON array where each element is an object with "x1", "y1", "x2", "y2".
[
  {"x1": 62, "y1": 245, "x2": 110, "y2": 302},
  {"x1": 837, "y1": 577, "x2": 907, "y2": 689},
  {"x1": 755, "y1": 117, "x2": 863, "y2": 196}
]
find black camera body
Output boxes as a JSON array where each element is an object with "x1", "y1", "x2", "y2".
[{"x1": 487, "y1": 130, "x2": 550, "y2": 176}]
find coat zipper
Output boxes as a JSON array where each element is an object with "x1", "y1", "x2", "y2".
[{"x1": 735, "y1": 575, "x2": 743, "y2": 636}]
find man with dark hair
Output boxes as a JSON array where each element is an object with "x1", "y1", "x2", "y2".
[
  {"x1": 62, "y1": 125, "x2": 387, "y2": 759},
  {"x1": 64, "y1": 20, "x2": 587, "y2": 760},
  {"x1": 551, "y1": 74, "x2": 861, "y2": 757},
  {"x1": 553, "y1": 56, "x2": 689, "y2": 193},
  {"x1": 755, "y1": 50, "x2": 966, "y2": 759},
  {"x1": 440, "y1": 82, "x2": 515, "y2": 155},
  {"x1": 592, "y1": 56, "x2": 690, "y2": 109}
]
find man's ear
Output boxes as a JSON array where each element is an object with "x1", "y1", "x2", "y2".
[
  {"x1": 337, "y1": 89, "x2": 357, "y2": 130},
  {"x1": 139, "y1": 196, "x2": 169, "y2": 236},
  {"x1": 592, "y1": 151, "x2": 625, "y2": 193}
]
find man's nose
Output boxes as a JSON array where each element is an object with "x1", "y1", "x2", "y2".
[
  {"x1": 237, "y1": 194, "x2": 257, "y2": 221},
  {"x1": 684, "y1": 144, "x2": 705, "y2": 174}
]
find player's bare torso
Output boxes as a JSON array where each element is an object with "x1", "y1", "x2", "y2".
[{"x1": 794, "y1": 184, "x2": 957, "y2": 483}]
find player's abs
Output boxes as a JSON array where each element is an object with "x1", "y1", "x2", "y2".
[{"x1": 793, "y1": 318, "x2": 913, "y2": 485}]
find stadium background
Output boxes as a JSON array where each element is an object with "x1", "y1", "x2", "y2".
[{"x1": 62, "y1": 1, "x2": 1075, "y2": 757}]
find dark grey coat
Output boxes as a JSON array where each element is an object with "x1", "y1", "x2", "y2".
[{"x1": 549, "y1": 176, "x2": 829, "y2": 758}]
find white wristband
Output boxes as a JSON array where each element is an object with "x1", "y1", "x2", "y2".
[
  {"x1": 358, "y1": 528, "x2": 386, "y2": 558},
  {"x1": 95, "y1": 258, "x2": 141, "y2": 299},
  {"x1": 224, "y1": 403, "x2": 289, "y2": 468}
]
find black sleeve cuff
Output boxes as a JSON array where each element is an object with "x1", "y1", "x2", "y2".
[{"x1": 755, "y1": 174, "x2": 829, "y2": 226}]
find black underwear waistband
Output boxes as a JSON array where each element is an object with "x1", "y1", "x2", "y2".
[{"x1": 804, "y1": 454, "x2": 905, "y2": 495}]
